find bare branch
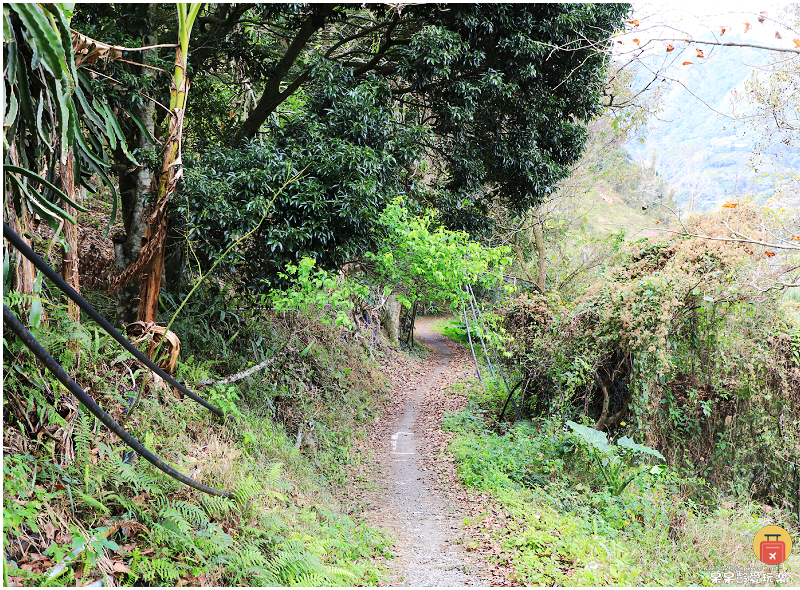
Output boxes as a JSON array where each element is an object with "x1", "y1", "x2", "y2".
[
  {"x1": 644, "y1": 227, "x2": 800, "y2": 250},
  {"x1": 645, "y1": 37, "x2": 800, "y2": 55}
]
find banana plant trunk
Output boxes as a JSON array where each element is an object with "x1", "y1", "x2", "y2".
[
  {"x1": 134, "y1": 4, "x2": 201, "y2": 324},
  {"x1": 59, "y1": 150, "x2": 80, "y2": 323}
]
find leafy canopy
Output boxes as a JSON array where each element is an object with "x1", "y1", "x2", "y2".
[
  {"x1": 180, "y1": 63, "x2": 427, "y2": 290},
  {"x1": 395, "y1": 3, "x2": 631, "y2": 229}
]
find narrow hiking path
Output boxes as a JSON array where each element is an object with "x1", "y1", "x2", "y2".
[{"x1": 359, "y1": 316, "x2": 494, "y2": 586}]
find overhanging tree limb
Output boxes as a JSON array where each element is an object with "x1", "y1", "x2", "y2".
[{"x1": 233, "y1": 4, "x2": 335, "y2": 143}]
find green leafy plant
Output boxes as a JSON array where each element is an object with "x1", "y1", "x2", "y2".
[
  {"x1": 207, "y1": 384, "x2": 244, "y2": 421},
  {"x1": 269, "y1": 257, "x2": 368, "y2": 330},
  {"x1": 4, "y1": 2, "x2": 131, "y2": 234},
  {"x1": 368, "y1": 199, "x2": 512, "y2": 309},
  {"x1": 567, "y1": 421, "x2": 664, "y2": 496}
]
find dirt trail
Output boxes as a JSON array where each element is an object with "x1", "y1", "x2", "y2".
[{"x1": 362, "y1": 316, "x2": 491, "y2": 586}]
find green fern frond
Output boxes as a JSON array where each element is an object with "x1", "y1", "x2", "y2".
[
  {"x1": 267, "y1": 543, "x2": 328, "y2": 587},
  {"x1": 223, "y1": 547, "x2": 271, "y2": 585},
  {"x1": 73, "y1": 412, "x2": 94, "y2": 468},
  {"x1": 150, "y1": 522, "x2": 201, "y2": 558},
  {"x1": 235, "y1": 476, "x2": 262, "y2": 504},
  {"x1": 241, "y1": 565, "x2": 279, "y2": 587},
  {"x1": 292, "y1": 572, "x2": 329, "y2": 587},
  {"x1": 325, "y1": 565, "x2": 358, "y2": 580},
  {"x1": 174, "y1": 500, "x2": 209, "y2": 527},
  {"x1": 103, "y1": 492, "x2": 137, "y2": 514},
  {"x1": 131, "y1": 556, "x2": 182, "y2": 585},
  {"x1": 193, "y1": 524, "x2": 234, "y2": 556},
  {"x1": 201, "y1": 494, "x2": 236, "y2": 518}
]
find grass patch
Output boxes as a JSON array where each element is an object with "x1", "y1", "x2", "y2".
[
  {"x1": 428, "y1": 316, "x2": 470, "y2": 346},
  {"x1": 442, "y1": 376, "x2": 800, "y2": 586}
]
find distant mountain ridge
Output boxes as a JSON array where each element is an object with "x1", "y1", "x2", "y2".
[{"x1": 624, "y1": 34, "x2": 798, "y2": 210}]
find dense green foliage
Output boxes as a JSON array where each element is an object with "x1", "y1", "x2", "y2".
[
  {"x1": 3, "y1": 3, "x2": 128, "y2": 233},
  {"x1": 69, "y1": 3, "x2": 630, "y2": 287},
  {"x1": 367, "y1": 200, "x2": 512, "y2": 308},
  {"x1": 501, "y1": 228, "x2": 800, "y2": 510},
  {"x1": 180, "y1": 65, "x2": 426, "y2": 289},
  {"x1": 440, "y1": 377, "x2": 798, "y2": 586},
  {"x1": 396, "y1": 4, "x2": 631, "y2": 228},
  {"x1": 3, "y1": 280, "x2": 391, "y2": 586}
]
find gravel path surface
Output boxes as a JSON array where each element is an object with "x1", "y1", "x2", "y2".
[{"x1": 361, "y1": 317, "x2": 492, "y2": 587}]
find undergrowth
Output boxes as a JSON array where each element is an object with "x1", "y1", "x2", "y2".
[
  {"x1": 503, "y1": 228, "x2": 800, "y2": 511},
  {"x1": 442, "y1": 378, "x2": 800, "y2": 586},
  {"x1": 3, "y1": 284, "x2": 392, "y2": 586}
]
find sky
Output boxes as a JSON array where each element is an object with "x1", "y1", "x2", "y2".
[{"x1": 621, "y1": 2, "x2": 799, "y2": 51}]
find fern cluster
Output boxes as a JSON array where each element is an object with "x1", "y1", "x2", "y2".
[{"x1": 4, "y1": 268, "x2": 393, "y2": 587}]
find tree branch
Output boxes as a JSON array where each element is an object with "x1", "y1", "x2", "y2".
[
  {"x1": 234, "y1": 4, "x2": 335, "y2": 142},
  {"x1": 647, "y1": 37, "x2": 800, "y2": 55}
]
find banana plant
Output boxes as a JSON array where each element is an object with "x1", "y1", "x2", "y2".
[
  {"x1": 3, "y1": 3, "x2": 134, "y2": 301},
  {"x1": 566, "y1": 421, "x2": 665, "y2": 496},
  {"x1": 111, "y1": 2, "x2": 205, "y2": 324}
]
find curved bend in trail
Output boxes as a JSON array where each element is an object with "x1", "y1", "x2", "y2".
[{"x1": 365, "y1": 317, "x2": 490, "y2": 586}]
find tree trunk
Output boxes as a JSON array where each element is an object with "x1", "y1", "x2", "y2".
[
  {"x1": 113, "y1": 151, "x2": 152, "y2": 325},
  {"x1": 533, "y1": 217, "x2": 546, "y2": 293},
  {"x1": 512, "y1": 232, "x2": 536, "y2": 284},
  {"x1": 137, "y1": 201, "x2": 170, "y2": 323},
  {"x1": 381, "y1": 292, "x2": 401, "y2": 347},
  {"x1": 113, "y1": 5, "x2": 157, "y2": 326},
  {"x1": 110, "y1": 3, "x2": 198, "y2": 325},
  {"x1": 59, "y1": 151, "x2": 80, "y2": 323}
]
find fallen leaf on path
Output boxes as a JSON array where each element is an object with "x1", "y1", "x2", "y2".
[{"x1": 112, "y1": 562, "x2": 132, "y2": 574}]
